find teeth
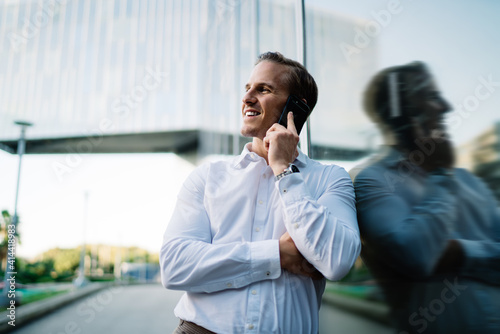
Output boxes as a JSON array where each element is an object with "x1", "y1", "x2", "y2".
[{"x1": 246, "y1": 111, "x2": 260, "y2": 116}]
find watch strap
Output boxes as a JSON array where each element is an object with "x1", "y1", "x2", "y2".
[{"x1": 275, "y1": 164, "x2": 299, "y2": 181}]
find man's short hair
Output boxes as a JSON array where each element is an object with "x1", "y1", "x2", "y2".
[
  {"x1": 256, "y1": 52, "x2": 318, "y2": 111},
  {"x1": 363, "y1": 61, "x2": 430, "y2": 126}
]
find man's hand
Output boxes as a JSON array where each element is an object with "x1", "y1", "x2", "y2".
[
  {"x1": 264, "y1": 112, "x2": 299, "y2": 176},
  {"x1": 279, "y1": 232, "x2": 323, "y2": 280}
]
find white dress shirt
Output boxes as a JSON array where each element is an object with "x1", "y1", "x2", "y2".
[{"x1": 160, "y1": 143, "x2": 361, "y2": 333}]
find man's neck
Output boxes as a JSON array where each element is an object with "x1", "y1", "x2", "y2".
[{"x1": 250, "y1": 137, "x2": 269, "y2": 164}]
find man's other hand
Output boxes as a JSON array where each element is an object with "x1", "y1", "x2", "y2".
[{"x1": 279, "y1": 232, "x2": 323, "y2": 280}]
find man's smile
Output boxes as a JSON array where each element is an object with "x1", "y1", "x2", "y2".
[{"x1": 244, "y1": 109, "x2": 261, "y2": 117}]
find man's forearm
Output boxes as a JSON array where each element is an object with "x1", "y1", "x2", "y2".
[{"x1": 160, "y1": 238, "x2": 281, "y2": 293}]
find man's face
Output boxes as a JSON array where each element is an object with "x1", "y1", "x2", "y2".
[
  {"x1": 404, "y1": 71, "x2": 451, "y2": 138},
  {"x1": 240, "y1": 61, "x2": 290, "y2": 139}
]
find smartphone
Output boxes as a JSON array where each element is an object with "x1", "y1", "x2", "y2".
[{"x1": 277, "y1": 94, "x2": 311, "y2": 134}]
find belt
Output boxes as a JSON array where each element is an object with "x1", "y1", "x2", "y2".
[{"x1": 173, "y1": 319, "x2": 217, "y2": 334}]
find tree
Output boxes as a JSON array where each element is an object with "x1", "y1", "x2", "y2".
[{"x1": 0, "y1": 210, "x2": 21, "y2": 275}]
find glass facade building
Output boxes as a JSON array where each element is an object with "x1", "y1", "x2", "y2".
[{"x1": 0, "y1": 0, "x2": 377, "y2": 160}]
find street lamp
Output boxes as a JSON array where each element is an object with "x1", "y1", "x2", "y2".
[
  {"x1": 73, "y1": 191, "x2": 89, "y2": 287},
  {"x1": 0, "y1": 120, "x2": 33, "y2": 307}
]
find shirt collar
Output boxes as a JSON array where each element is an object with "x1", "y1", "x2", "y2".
[
  {"x1": 381, "y1": 145, "x2": 426, "y2": 176},
  {"x1": 233, "y1": 143, "x2": 308, "y2": 169}
]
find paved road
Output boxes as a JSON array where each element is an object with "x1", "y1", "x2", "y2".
[
  {"x1": 319, "y1": 302, "x2": 392, "y2": 334},
  {"x1": 12, "y1": 284, "x2": 392, "y2": 334},
  {"x1": 12, "y1": 284, "x2": 183, "y2": 334}
]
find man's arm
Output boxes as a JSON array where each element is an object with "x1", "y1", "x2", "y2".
[
  {"x1": 159, "y1": 165, "x2": 281, "y2": 293},
  {"x1": 276, "y1": 167, "x2": 361, "y2": 281},
  {"x1": 449, "y1": 172, "x2": 500, "y2": 285},
  {"x1": 264, "y1": 112, "x2": 361, "y2": 281},
  {"x1": 355, "y1": 168, "x2": 458, "y2": 278}
]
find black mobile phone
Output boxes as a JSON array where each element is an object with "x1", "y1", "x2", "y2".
[{"x1": 277, "y1": 94, "x2": 311, "y2": 134}]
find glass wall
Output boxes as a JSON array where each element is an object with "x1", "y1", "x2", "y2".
[{"x1": 0, "y1": 0, "x2": 376, "y2": 161}]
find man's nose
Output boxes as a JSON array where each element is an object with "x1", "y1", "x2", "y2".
[
  {"x1": 439, "y1": 96, "x2": 452, "y2": 114},
  {"x1": 242, "y1": 90, "x2": 256, "y2": 105}
]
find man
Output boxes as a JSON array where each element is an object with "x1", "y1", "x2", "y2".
[
  {"x1": 160, "y1": 52, "x2": 361, "y2": 333},
  {"x1": 352, "y1": 62, "x2": 500, "y2": 333}
]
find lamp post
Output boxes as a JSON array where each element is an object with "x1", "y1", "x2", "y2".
[
  {"x1": 74, "y1": 191, "x2": 89, "y2": 287},
  {"x1": 0, "y1": 120, "x2": 33, "y2": 307}
]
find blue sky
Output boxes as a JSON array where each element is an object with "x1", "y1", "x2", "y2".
[{"x1": 310, "y1": 0, "x2": 500, "y2": 144}]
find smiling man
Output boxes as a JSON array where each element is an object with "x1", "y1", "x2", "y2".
[{"x1": 160, "y1": 52, "x2": 361, "y2": 334}]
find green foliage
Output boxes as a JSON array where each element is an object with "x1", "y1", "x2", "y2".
[
  {"x1": 15, "y1": 245, "x2": 159, "y2": 284},
  {"x1": 20, "y1": 289, "x2": 70, "y2": 305},
  {"x1": 339, "y1": 257, "x2": 373, "y2": 283},
  {"x1": 53, "y1": 248, "x2": 80, "y2": 274},
  {"x1": 17, "y1": 259, "x2": 54, "y2": 283}
]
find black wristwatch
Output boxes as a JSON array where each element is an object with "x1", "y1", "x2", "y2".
[{"x1": 275, "y1": 164, "x2": 300, "y2": 181}]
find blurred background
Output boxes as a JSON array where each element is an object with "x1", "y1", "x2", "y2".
[{"x1": 0, "y1": 0, "x2": 498, "y2": 332}]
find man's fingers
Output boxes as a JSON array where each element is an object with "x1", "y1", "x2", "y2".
[{"x1": 287, "y1": 112, "x2": 298, "y2": 135}]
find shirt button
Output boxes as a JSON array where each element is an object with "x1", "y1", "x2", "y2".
[
  {"x1": 266, "y1": 271, "x2": 270, "y2": 276},
  {"x1": 251, "y1": 290, "x2": 257, "y2": 295},
  {"x1": 226, "y1": 283, "x2": 232, "y2": 287},
  {"x1": 294, "y1": 223, "x2": 299, "y2": 229},
  {"x1": 283, "y1": 189, "x2": 287, "y2": 193},
  {"x1": 255, "y1": 227, "x2": 260, "y2": 232},
  {"x1": 248, "y1": 324, "x2": 254, "y2": 330},
  {"x1": 258, "y1": 200, "x2": 263, "y2": 205}
]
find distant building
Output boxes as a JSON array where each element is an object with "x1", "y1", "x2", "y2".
[
  {"x1": 457, "y1": 121, "x2": 500, "y2": 203},
  {"x1": 471, "y1": 122, "x2": 500, "y2": 203},
  {"x1": 120, "y1": 262, "x2": 161, "y2": 283},
  {"x1": 0, "y1": 0, "x2": 376, "y2": 160}
]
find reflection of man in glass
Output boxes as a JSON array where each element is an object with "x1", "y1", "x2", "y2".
[
  {"x1": 160, "y1": 52, "x2": 361, "y2": 333},
  {"x1": 352, "y1": 62, "x2": 500, "y2": 333}
]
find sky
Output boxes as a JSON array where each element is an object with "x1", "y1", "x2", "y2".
[
  {"x1": 2, "y1": 0, "x2": 499, "y2": 259},
  {"x1": 309, "y1": 0, "x2": 500, "y2": 145}
]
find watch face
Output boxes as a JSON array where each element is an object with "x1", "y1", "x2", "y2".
[{"x1": 290, "y1": 165, "x2": 299, "y2": 173}]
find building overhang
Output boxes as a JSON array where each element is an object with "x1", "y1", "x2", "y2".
[
  {"x1": 0, "y1": 129, "x2": 371, "y2": 162},
  {"x1": 0, "y1": 130, "x2": 199, "y2": 155}
]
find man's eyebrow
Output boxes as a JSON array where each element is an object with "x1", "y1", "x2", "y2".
[{"x1": 245, "y1": 82, "x2": 275, "y2": 90}]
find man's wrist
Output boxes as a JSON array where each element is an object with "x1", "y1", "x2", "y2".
[
  {"x1": 275, "y1": 164, "x2": 300, "y2": 181},
  {"x1": 272, "y1": 163, "x2": 290, "y2": 176}
]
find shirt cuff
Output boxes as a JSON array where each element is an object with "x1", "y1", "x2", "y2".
[
  {"x1": 250, "y1": 240, "x2": 281, "y2": 281},
  {"x1": 275, "y1": 173, "x2": 307, "y2": 206}
]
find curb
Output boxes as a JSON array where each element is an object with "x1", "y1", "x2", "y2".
[
  {"x1": 0, "y1": 283, "x2": 110, "y2": 333},
  {"x1": 322, "y1": 292, "x2": 391, "y2": 326}
]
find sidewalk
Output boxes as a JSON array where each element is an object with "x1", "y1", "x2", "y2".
[{"x1": 0, "y1": 283, "x2": 109, "y2": 333}]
